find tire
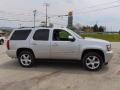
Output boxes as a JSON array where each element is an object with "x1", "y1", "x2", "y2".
[
  {"x1": 18, "y1": 51, "x2": 35, "y2": 67},
  {"x1": 82, "y1": 52, "x2": 103, "y2": 71},
  {"x1": 0, "y1": 39, "x2": 4, "y2": 45}
]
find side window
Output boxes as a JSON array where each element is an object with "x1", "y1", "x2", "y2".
[
  {"x1": 33, "y1": 29, "x2": 49, "y2": 41},
  {"x1": 53, "y1": 29, "x2": 72, "y2": 41},
  {"x1": 10, "y1": 30, "x2": 31, "y2": 40}
]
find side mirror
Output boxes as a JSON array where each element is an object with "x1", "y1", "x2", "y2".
[{"x1": 68, "y1": 36, "x2": 75, "y2": 42}]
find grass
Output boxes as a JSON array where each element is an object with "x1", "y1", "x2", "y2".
[{"x1": 80, "y1": 33, "x2": 120, "y2": 42}]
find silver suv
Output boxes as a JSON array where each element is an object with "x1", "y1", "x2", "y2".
[{"x1": 6, "y1": 27, "x2": 113, "y2": 71}]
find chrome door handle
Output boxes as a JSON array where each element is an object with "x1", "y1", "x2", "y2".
[
  {"x1": 52, "y1": 43, "x2": 58, "y2": 46},
  {"x1": 32, "y1": 43, "x2": 37, "y2": 45}
]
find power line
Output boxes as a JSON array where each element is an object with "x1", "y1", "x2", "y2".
[
  {"x1": 78, "y1": 4, "x2": 120, "y2": 14},
  {"x1": 0, "y1": 12, "x2": 47, "y2": 23},
  {"x1": 80, "y1": 0, "x2": 120, "y2": 10},
  {"x1": 0, "y1": 17, "x2": 41, "y2": 22},
  {"x1": 0, "y1": 18, "x2": 32, "y2": 22},
  {"x1": 0, "y1": 10, "x2": 46, "y2": 20},
  {"x1": 0, "y1": 0, "x2": 119, "y2": 17},
  {"x1": 0, "y1": 10, "x2": 32, "y2": 17}
]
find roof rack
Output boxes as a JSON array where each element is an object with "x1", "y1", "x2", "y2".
[
  {"x1": 18, "y1": 26, "x2": 53, "y2": 29},
  {"x1": 19, "y1": 27, "x2": 34, "y2": 29}
]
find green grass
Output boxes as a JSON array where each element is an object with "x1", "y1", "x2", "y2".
[{"x1": 80, "y1": 33, "x2": 120, "y2": 42}]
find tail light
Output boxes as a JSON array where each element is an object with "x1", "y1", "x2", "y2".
[{"x1": 7, "y1": 40, "x2": 10, "y2": 50}]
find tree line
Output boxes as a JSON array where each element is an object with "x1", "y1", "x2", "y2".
[{"x1": 69, "y1": 24, "x2": 106, "y2": 32}]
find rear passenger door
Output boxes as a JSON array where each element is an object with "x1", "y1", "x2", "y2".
[{"x1": 30, "y1": 29, "x2": 50, "y2": 59}]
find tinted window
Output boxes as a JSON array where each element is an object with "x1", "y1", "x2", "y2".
[
  {"x1": 10, "y1": 30, "x2": 31, "y2": 40},
  {"x1": 33, "y1": 29, "x2": 49, "y2": 40}
]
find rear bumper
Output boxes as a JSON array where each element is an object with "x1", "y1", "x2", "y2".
[
  {"x1": 104, "y1": 50, "x2": 113, "y2": 64},
  {"x1": 6, "y1": 50, "x2": 17, "y2": 58}
]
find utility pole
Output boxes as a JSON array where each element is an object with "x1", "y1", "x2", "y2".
[
  {"x1": 33, "y1": 10, "x2": 37, "y2": 28},
  {"x1": 44, "y1": 3, "x2": 49, "y2": 27}
]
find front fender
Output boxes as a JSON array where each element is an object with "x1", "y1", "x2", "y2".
[{"x1": 80, "y1": 45, "x2": 106, "y2": 59}]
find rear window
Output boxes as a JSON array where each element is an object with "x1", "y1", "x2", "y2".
[{"x1": 10, "y1": 30, "x2": 31, "y2": 40}]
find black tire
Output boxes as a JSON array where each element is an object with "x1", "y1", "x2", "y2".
[
  {"x1": 0, "y1": 39, "x2": 4, "y2": 45},
  {"x1": 18, "y1": 51, "x2": 35, "y2": 67},
  {"x1": 82, "y1": 52, "x2": 103, "y2": 71}
]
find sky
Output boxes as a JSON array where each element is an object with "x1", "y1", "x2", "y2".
[{"x1": 0, "y1": 0, "x2": 120, "y2": 31}]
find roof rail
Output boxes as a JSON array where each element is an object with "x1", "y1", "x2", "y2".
[{"x1": 19, "y1": 27, "x2": 34, "y2": 29}]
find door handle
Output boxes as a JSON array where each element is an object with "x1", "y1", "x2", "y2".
[
  {"x1": 52, "y1": 43, "x2": 58, "y2": 46},
  {"x1": 32, "y1": 43, "x2": 37, "y2": 45}
]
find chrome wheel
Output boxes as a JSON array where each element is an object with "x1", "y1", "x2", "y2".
[
  {"x1": 86, "y1": 56, "x2": 100, "y2": 70},
  {"x1": 20, "y1": 54, "x2": 32, "y2": 66}
]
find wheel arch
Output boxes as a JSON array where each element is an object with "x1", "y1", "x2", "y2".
[
  {"x1": 81, "y1": 49, "x2": 105, "y2": 63},
  {"x1": 17, "y1": 48, "x2": 35, "y2": 58},
  {"x1": 0, "y1": 39, "x2": 4, "y2": 45},
  {"x1": 0, "y1": 39, "x2": 4, "y2": 41}
]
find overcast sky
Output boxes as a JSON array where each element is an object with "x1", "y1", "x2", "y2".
[{"x1": 0, "y1": 0, "x2": 120, "y2": 31}]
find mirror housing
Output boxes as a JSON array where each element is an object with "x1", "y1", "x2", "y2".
[{"x1": 68, "y1": 36, "x2": 75, "y2": 42}]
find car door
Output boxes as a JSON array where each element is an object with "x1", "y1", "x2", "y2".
[
  {"x1": 30, "y1": 29, "x2": 50, "y2": 59},
  {"x1": 51, "y1": 29, "x2": 80, "y2": 59}
]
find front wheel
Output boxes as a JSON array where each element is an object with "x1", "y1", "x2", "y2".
[
  {"x1": 82, "y1": 52, "x2": 103, "y2": 71},
  {"x1": 18, "y1": 51, "x2": 35, "y2": 67}
]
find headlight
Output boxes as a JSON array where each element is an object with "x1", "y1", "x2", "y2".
[{"x1": 106, "y1": 44, "x2": 111, "y2": 51}]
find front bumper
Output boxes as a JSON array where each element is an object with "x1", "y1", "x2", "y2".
[{"x1": 104, "y1": 50, "x2": 113, "y2": 64}]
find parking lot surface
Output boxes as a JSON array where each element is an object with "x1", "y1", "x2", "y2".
[{"x1": 0, "y1": 42, "x2": 120, "y2": 90}]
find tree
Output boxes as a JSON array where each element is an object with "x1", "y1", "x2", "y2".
[
  {"x1": 49, "y1": 23, "x2": 54, "y2": 28},
  {"x1": 67, "y1": 25, "x2": 76, "y2": 30},
  {"x1": 74, "y1": 23, "x2": 83, "y2": 31},
  {"x1": 93, "y1": 24, "x2": 99, "y2": 32},
  {"x1": 99, "y1": 26, "x2": 105, "y2": 32},
  {"x1": 40, "y1": 21, "x2": 46, "y2": 27}
]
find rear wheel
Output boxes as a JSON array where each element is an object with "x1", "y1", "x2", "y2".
[
  {"x1": 18, "y1": 51, "x2": 35, "y2": 67},
  {"x1": 82, "y1": 52, "x2": 103, "y2": 71},
  {"x1": 0, "y1": 39, "x2": 4, "y2": 45}
]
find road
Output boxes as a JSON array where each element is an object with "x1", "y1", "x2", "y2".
[{"x1": 0, "y1": 43, "x2": 120, "y2": 90}]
